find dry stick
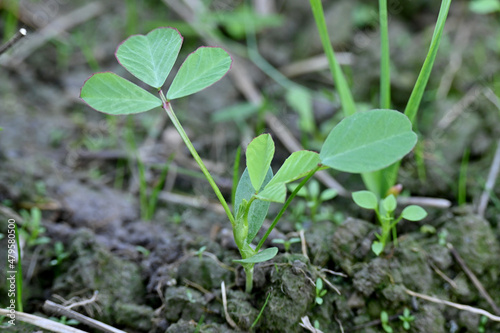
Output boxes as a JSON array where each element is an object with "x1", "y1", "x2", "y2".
[
  {"x1": 43, "y1": 300, "x2": 127, "y2": 333},
  {"x1": 447, "y1": 243, "x2": 500, "y2": 315},
  {"x1": 477, "y1": 139, "x2": 500, "y2": 217},
  {"x1": 279, "y1": 53, "x2": 353, "y2": 78},
  {"x1": 0, "y1": 28, "x2": 27, "y2": 55},
  {"x1": 0, "y1": 2, "x2": 105, "y2": 67},
  {"x1": 158, "y1": 191, "x2": 225, "y2": 214},
  {"x1": 0, "y1": 308, "x2": 87, "y2": 333},
  {"x1": 397, "y1": 196, "x2": 451, "y2": 209},
  {"x1": 221, "y1": 281, "x2": 238, "y2": 329},
  {"x1": 403, "y1": 287, "x2": 500, "y2": 322}
]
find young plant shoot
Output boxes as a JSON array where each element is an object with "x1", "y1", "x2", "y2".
[
  {"x1": 81, "y1": 27, "x2": 419, "y2": 292},
  {"x1": 352, "y1": 190, "x2": 428, "y2": 255}
]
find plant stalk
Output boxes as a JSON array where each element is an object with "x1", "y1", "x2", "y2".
[
  {"x1": 309, "y1": 0, "x2": 356, "y2": 116},
  {"x1": 255, "y1": 165, "x2": 321, "y2": 252},
  {"x1": 245, "y1": 265, "x2": 254, "y2": 293},
  {"x1": 379, "y1": 0, "x2": 391, "y2": 109},
  {"x1": 160, "y1": 91, "x2": 235, "y2": 225}
]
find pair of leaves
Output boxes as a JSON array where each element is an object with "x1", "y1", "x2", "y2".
[
  {"x1": 241, "y1": 134, "x2": 321, "y2": 204},
  {"x1": 352, "y1": 190, "x2": 427, "y2": 221},
  {"x1": 80, "y1": 27, "x2": 232, "y2": 115},
  {"x1": 234, "y1": 134, "x2": 320, "y2": 245}
]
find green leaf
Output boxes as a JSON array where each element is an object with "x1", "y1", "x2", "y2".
[
  {"x1": 372, "y1": 241, "x2": 384, "y2": 256},
  {"x1": 401, "y1": 205, "x2": 427, "y2": 221},
  {"x1": 320, "y1": 189, "x2": 337, "y2": 201},
  {"x1": 257, "y1": 151, "x2": 321, "y2": 203},
  {"x1": 320, "y1": 109, "x2": 417, "y2": 173},
  {"x1": 233, "y1": 247, "x2": 278, "y2": 263},
  {"x1": 469, "y1": 0, "x2": 500, "y2": 14},
  {"x1": 115, "y1": 27, "x2": 183, "y2": 89},
  {"x1": 382, "y1": 194, "x2": 397, "y2": 213},
  {"x1": 234, "y1": 168, "x2": 273, "y2": 243},
  {"x1": 80, "y1": 72, "x2": 162, "y2": 115},
  {"x1": 285, "y1": 86, "x2": 315, "y2": 133},
  {"x1": 167, "y1": 47, "x2": 232, "y2": 100},
  {"x1": 246, "y1": 134, "x2": 275, "y2": 192},
  {"x1": 352, "y1": 191, "x2": 378, "y2": 210}
]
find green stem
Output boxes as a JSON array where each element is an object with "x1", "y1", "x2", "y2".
[
  {"x1": 404, "y1": 0, "x2": 452, "y2": 124},
  {"x1": 245, "y1": 265, "x2": 254, "y2": 293},
  {"x1": 160, "y1": 91, "x2": 235, "y2": 225},
  {"x1": 309, "y1": 0, "x2": 356, "y2": 116},
  {"x1": 379, "y1": 0, "x2": 391, "y2": 109},
  {"x1": 255, "y1": 165, "x2": 321, "y2": 252}
]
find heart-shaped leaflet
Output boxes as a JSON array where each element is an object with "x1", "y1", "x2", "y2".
[{"x1": 116, "y1": 27, "x2": 183, "y2": 89}]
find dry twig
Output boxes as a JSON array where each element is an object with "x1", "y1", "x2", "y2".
[
  {"x1": 404, "y1": 287, "x2": 500, "y2": 322},
  {"x1": 0, "y1": 308, "x2": 87, "y2": 333},
  {"x1": 43, "y1": 300, "x2": 127, "y2": 333},
  {"x1": 477, "y1": 140, "x2": 500, "y2": 217},
  {"x1": 447, "y1": 243, "x2": 500, "y2": 315}
]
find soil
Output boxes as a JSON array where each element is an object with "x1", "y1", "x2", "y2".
[{"x1": 1, "y1": 1, "x2": 500, "y2": 332}]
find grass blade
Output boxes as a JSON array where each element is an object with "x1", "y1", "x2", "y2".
[
  {"x1": 309, "y1": 0, "x2": 356, "y2": 116},
  {"x1": 404, "y1": 0, "x2": 452, "y2": 123},
  {"x1": 379, "y1": 0, "x2": 391, "y2": 109}
]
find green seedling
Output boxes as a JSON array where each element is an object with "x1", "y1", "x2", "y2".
[
  {"x1": 469, "y1": 0, "x2": 500, "y2": 14},
  {"x1": 49, "y1": 316, "x2": 79, "y2": 326},
  {"x1": 81, "y1": 27, "x2": 418, "y2": 292},
  {"x1": 398, "y1": 308, "x2": 415, "y2": 330},
  {"x1": 352, "y1": 191, "x2": 427, "y2": 255},
  {"x1": 288, "y1": 179, "x2": 337, "y2": 222},
  {"x1": 310, "y1": 0, "x2": 452, "y2": 198},
  {"x1": 195, "y1": 246, "x2": 207, "y2": 260},
  {"x1": 314, "y1": 278, "x2": 327, "y2": 305},
  {"x1": 478, "y1": 315, "x2": 488, "y2": 333},
  {"x1": 380, "y1": 310, "x2": 393, "y2": 333},
  {"x1": 19, "y1": 207, "x2": 50, "y2": 247},
  {"x1": 50, "y1": 241, "x2": 70, "y2": 267},
  {"x1": 271, "y1": 237, "x2": 300, "y2": 253},
  {"x1": 438, "y1": 229, "x2": 448, "y2": 246}
]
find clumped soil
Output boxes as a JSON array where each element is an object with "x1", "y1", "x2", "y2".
[{"x1": 1, "y1": 0, "x2": 500, "y2": 332}]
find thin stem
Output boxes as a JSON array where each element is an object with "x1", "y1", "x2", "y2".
[
  {"x1": 404, "y1": 0, "x2": 452, "y2": 124},
  {"x1": 245, "y1": 266, "x2": 254, "y2": 293},
  {"x1": 255, "y1": 165, "x2": 321, "y2": 252},
  {"x1": 160, "y1": 91, "x2": 235, "y2": 225},
  {"x1": 379, "y1": 0, "x2": 391, "y2": 109},
  {"x1": 309, "y1": 0, "x2": 356, "y2": 116}
]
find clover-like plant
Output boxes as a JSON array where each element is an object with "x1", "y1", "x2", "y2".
[
  {"x1": 352, "y1": 190, "x2": 428, "y2": 255},
  {"x1": 81, "y1": 27, "x2": 419, "y2": 293}
]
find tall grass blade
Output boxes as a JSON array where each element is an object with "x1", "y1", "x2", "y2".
[
  {"x1": 309, "y1": 0, "x2": 356, "y2": 116},
  {"x1": 404, "y1": 0, "x2": 452, "y2": 123}
]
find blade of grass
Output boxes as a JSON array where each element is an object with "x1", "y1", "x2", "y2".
[
  {"x1": 379, "y1": 0, "x2": 391, "y2": 109},
  {"x1": 309, "y1": 0, "x2": 356, "y2": 116},
  {"x1": 232, "y1": 146, "x2": 242, "y2": 207},
  {"x1": 371, "y1": 0, "x2": 452, "y2": 197},
  {"x1": 458, "y1": 148, "x2": 470, "y2": 206},
  {"x1": 404, "y1": 0, "x2": 452, "y2": 123}
]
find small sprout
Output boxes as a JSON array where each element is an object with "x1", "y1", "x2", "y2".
[
  {"x1": 315, "y1": 278, "x2": 327, "y2": 305},
  {"x1": 380, "y1": 311, "x2": 393, "y2": 333},
  {"x1": 352, "y1": 190, "x2": 427, "y2": 255},
  {"x1": 438, "y1": 229, "x2": 448, "y2": 246},
  {"x1": 272, "y1": 237, "x2": 300, "y2": 252},
  {"x1": 478, "y1": 315, "x2": 488, "y2": 333},
  {"x1": 420, "y1": 224, "x2": 436, "y2": 234},
  {"x1": 398, "y1": 308, "x2": 415, "y2": 330},
  {"x1": 195, "y1": 246, "x2": 207, "y2": 260},
  {"x1": 135, "y1": 245, "x2": 150, "y2": 257}
]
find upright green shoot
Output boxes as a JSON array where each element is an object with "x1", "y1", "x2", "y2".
[
  {"x1": 81, "y1": 28, "x2": 418, "y2": 293},
  {"x1": 379, "y1": 0, "x2": 391, "y2": 109},
  {"x1": 309, "y1": 0, "x2": 356, "y2": 116}
]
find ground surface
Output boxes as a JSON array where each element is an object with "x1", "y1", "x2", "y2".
[{"x1": 1, "y1": 0, "x2": 500, "y2": 332}]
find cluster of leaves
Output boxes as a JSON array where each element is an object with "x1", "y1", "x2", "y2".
[
  {"x1": 80, "y1": 27, "x2": 419, "y2": 292},
  {"x1": 352, "y1": 191, "x2": 427, "y2": 255}
]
